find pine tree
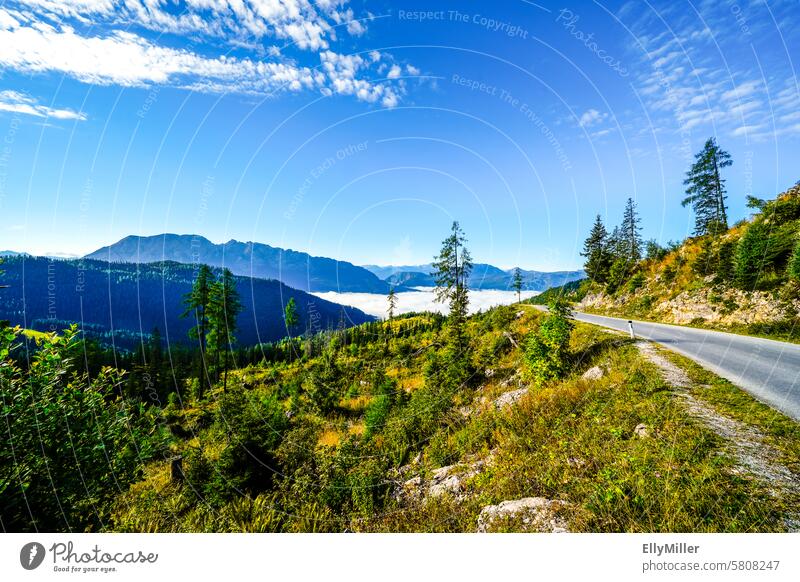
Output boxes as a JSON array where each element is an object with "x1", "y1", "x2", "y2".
[
  {"x1": 620, "y1": 197, "x2": 642, "y2": 263},
  {"x1": 387, "y1": 287, "x2": 397, "y2": 319},
  {"x1": 181, "y1": 264, "x2": 214, "y2": 397},
  {"x1": 512, "y1": 267, "x2": 524, "y2": 303},
  {"x1": 432, "y1": 221, "x2": 473, "y2": 360},
  {"x1": 209, "y1": 268, "x2": 241, "y2": 391},
  {"x1": 608, "y1": 226, "x2": 622, "y2": 261},
  {"x1": 148, "y1": 326, "x2": 163, "y2": 401},
  {"x1": 715, "y1": 240, "x2": 736, "y2": 283},
  {"x1": 284, "y1": 297, "x2": 299, "y2": 334},
  {"x1": 581, "y1": 214, "x2": 611, "y2": 282},
  {"x1": 284, "y1": 297, "x2": 299, "y2": 361},
  {"x1": 683, "y1": 138, "x2": 732, "y2": 236},
  {"x1": 735, "y1": 222, "x2": 770, "y2": 289}
]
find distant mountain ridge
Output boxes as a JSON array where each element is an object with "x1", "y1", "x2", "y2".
[
  {"x1": 0, "y1": 256, "x2": 373, "y2": 348},
  {"x1": 364, "y1": 263, "x2": 585, "y2": 291},
  {"x1": 85, "y1": 234, "x2": 394, "y2": 293}
]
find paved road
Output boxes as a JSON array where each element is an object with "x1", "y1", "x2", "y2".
[{"x1": 542, "y1": 308, "x2": 800, "y2": 421}]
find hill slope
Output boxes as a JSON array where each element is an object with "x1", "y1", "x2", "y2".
[
  {"x1": 0, "y1": 256, "x2": 373, "y2": 347},
  {"x1": 85, "y1": 234, "x2": 393, "y2": 293},
  {"x1": 576, "y1": 182, "x2": 800, "y2": 340},
  {"x1": 107, "y1": 304, "x2": 800, "y2": 533}
]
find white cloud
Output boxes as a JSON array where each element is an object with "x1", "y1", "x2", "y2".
[
  {"x1": 578, "y1": 108, "x2": 607, "y2": 127},
  {"x1": 721, "y1": 80, "x2": 761, "y2": 102},
  {"x1": 11, "y1": 0, "x2": 367, "y2": 51},
  {"x1": 0, "y1": 18, "x2": 403, "y2": 106},
  {"x1": 0, "y1": 4, "x2": 414, "y2": 108},
  {"x1": 731, "y1": 124, "x2": 765, "y2": 137},
  {"x1": 387, "y1": 64, "x2": 402, "y2": 79},
  {"x1": 779, "y1": 111, "x2": 800, "y2": 124},
  {"x1": 0, "y1": 90, "x2": 86, "y2": 120},
  {"x1": 320, "y1": 50, "x2": 401, "y2": 106}
]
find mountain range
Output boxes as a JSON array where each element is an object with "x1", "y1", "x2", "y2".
[
  {"x1": 83, "y1": 234, "x2": 585, "y2": 293},
  {"x1": 0, "y1": 256, "x2": 373, "y2": 348},
  {"x1": 84, "y1": 234, "x2": 393, "y2": 293},
  {"x1": 363, "y1": 263, "x2": 585, "y2": 291}
]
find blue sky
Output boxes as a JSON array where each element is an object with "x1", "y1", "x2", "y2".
[{"x1": 0, "y1": 0, "x2": 798, "y2": 270}]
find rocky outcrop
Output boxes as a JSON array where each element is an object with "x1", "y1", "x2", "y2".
[
  {"x1": 581, "y1": 286, "x2": 798, "y2": 327},
  {"x1": 581, "y1": 366, "x2": 605, "y2": 380},
  {"x1": 652, "y1": 287, "x2": 796, "y2": 326},
  {"x1": 394, "y1": 453, "x2": 496, "y2": 503},
  {"x1": 477, "y1": 497, "x2": 570, "y2": 533},
  {"x1": 492, "y1": 387, "x2": 528, "y2": 409}
]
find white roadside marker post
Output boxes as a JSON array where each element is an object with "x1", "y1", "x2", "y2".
[{"x1": 628, "y1": 320, "x2": 635, "y2": 339}]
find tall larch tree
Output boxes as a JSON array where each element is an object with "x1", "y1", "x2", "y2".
[
  {"x1": 683, "y1": 137, "x2": 733, "y2": 236},
  {"x1": 512, "y1": 267, "x2": 524, "y2": 303},
  {"x1": 432, "y1": 221, "x2": 473, "y2": 357},
  {"x1": 284, "y1": 297, "x2": 299, "y2": 361},
  {"x1": 387, "y1": 286, "x2": 397, "y2": 320},
  {"x1": 620, "y1": 197, "x2": 643, "y2": 264}
]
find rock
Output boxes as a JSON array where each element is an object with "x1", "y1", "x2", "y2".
[
  {"x1": 396, "y1": 476, "x2": 422, "y2": 502},
  {"x1": 633, "y1": 423, "x2": 650, "y2": 438},
  {"x1": 477, "y1": 497, "x2": 570, "y2": 533},
  {"x1": 492, "y1": 387, "x2": 528, "y2": 409},
  {"x1": 427, "y1": 455, "x2": 493, "y2": 499},
  {"x1": 428, "y1": 463, "x2": 482, "y2": 498},
  {"x1": 428, "y1": 470, "x2": 464, "y2": 498},
  {"x1": 581, "y1": 366, "x2": 604, "y2": 380},
  {"x1": 500, "y1": 373, "x2": 520, "y2": 388},
  {"x1": 502, "y1": 331, "x2": 520, "y2": 349},
  {"x1": 395, "y1": 453, "x2": 496, "y2": 503}
]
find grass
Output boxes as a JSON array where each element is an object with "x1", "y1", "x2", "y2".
[
  {"x1": 368, "y1": 325, "x2": 796, "y2": 532},
  {"x1": 109, "y1": 305, "x2": 800, "y2": 533},
  {"x1": 659, "y1": 348, "x2": 800, "y2": 473}
]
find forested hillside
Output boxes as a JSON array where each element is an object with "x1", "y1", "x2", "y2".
[
  {"x1": 0, "y1": 256, "x2": 373, "y2": 348},
  {"x1": 573, "y1": 139, "x2": 800, "y2": 341}
]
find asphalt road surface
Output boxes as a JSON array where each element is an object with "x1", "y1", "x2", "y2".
[{"x1": 564, "y1": 310, "x2": 800, "y2": 422}]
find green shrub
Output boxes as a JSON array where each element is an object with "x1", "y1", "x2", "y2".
[
  {"x1": 628, "y1": 272, "x2": 646, "y2": 292},
  {"x1": 605, "y1": 258, "x2": 629, "y2": 294},
  {"x1": 735, "y1": 223, "x2": 770, "y2": 289},
  {"x1": 0, "y1": 326, "x2": 170, "y2": 531},
  {"x1": 789, "y1": 240, "x2": 800, "y2": 280},
  {"x1": 364, "y1": 394, "x2": 392, "y2": 437},
  {"x1": 524, "y1": 302, "x2": 574, "y2": 386}
]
